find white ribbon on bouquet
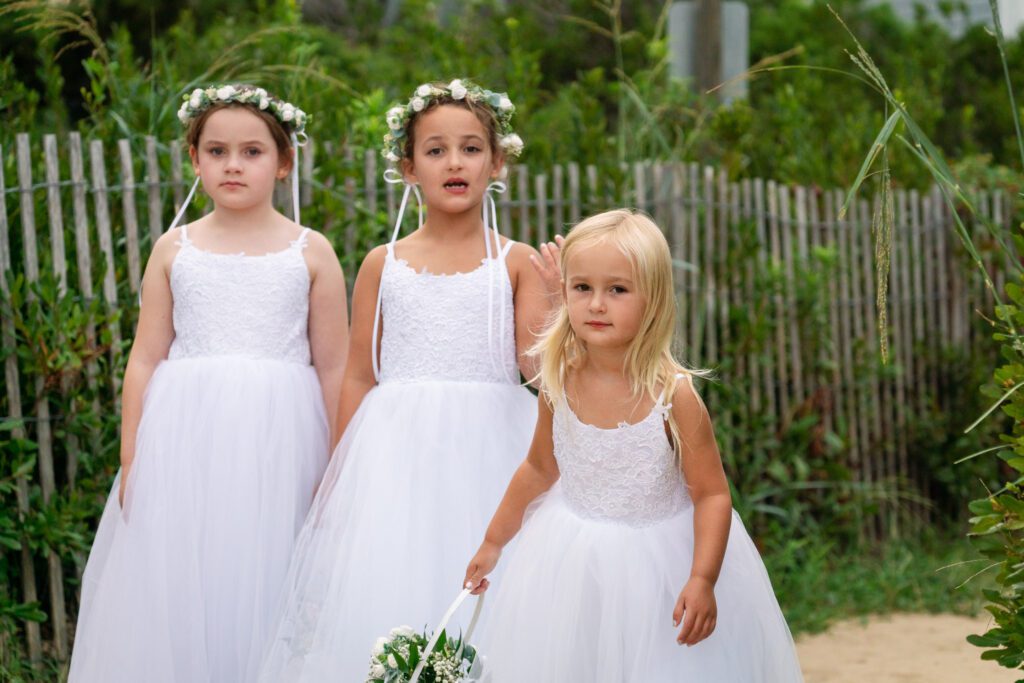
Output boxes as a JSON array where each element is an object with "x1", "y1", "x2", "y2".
[{"x1": 409, "y1": 587, "x2": 485, "y2": 683}]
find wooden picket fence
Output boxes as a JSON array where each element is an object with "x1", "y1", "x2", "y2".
[{"x1": 0, "y1": 130, "x2": 1013, "y2": 665}]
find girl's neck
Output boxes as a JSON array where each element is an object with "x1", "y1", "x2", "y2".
[
  {"x1": 208, "y1": 202, "x2": 282, "y2": 232},
  {"x1": 578, "y1": 345, "x2": 629, "y2": 379},
  {"x1": 419, "y1": 205, "x2": 486, "y2": 243}
]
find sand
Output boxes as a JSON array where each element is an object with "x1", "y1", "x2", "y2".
[{"x1": 795, "y1": 613, "x2": 1021, "y2": 682}]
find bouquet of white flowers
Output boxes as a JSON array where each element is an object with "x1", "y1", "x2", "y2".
[{"x1": 365, "y1": 589, "x2": 484, "y2": 683}]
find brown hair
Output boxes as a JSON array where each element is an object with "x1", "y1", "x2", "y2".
[
  {"x1": 401, "y1": 83, "x2": 502, "y2": 161},
  {"x1": 186, "y1": 101, "x2": 293, "y2": 171}
]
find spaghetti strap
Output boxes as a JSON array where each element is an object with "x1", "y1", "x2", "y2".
[
  {"x1": 292, "y1": 227, "x2": 311, "y2": 250},
  {"x1": 500, "y1": 239, "x2": 515, "y2": 259},
  {"x1": 177, "y1": 224, "x2": 191, "y2": 247}
]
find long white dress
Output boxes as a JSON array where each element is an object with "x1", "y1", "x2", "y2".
[
  {"x1": 475, "y1": 392, "x2": 805, "y2": 682},
  {"x1": 258, "y1": 239, "x2": 537, "y2": 682},
  {"x1": 69, "y1": 226, "x2": 329, "y2": 683}
]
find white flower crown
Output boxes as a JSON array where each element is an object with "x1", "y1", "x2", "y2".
[
  {"x1": 177, "y1": 84, "x2": 309, "y2": 139},
  {"x1": 382, "y1": 79, "x2": 523, "y2": 165}
]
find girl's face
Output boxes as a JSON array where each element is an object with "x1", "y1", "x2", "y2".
[
  {"x1": 564, "y1": 240, "x2": 645, "y2": 353},
  {"x1": 403, "y1": 104, "x2": 504, "y2": 217},
  {"x1": 189, "y1": 107, "x2": 291, "y2": 213}
]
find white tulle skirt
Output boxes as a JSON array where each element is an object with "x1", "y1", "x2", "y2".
[
  {"x1": 258, "y1": 380, "x2": 537, "y2": 682},
  {"x1": 68, "y1": 356, "x2": 329, "y2": 683},
  {"x1": 476, "y1": 487, "x2": 805, "y2": 683}
]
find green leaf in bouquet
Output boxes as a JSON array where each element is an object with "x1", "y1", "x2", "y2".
[
  {"x1": 408, "y1": 640, "x2": 420, "y2": 670},
  {"x1": 434, "y1": 628, "x2": 447, "y2": 653}
]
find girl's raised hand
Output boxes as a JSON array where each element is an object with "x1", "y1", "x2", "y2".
[
  {"x1": 528, "y1": 235, "x2": 565, "y2": 307},
  {"x1": 463, "y1": 541, "x2": 502, "y2": 595},
  {"x1": 673, "y1": 576, "x2": 717, "y2": 647}
]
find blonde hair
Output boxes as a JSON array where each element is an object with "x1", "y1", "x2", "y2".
[{"x1": 531, "y1": 208, "x2": 710, "y2": 458}]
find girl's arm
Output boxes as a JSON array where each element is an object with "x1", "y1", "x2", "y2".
[
  {"x1": 464, "y1": 394, "x2": 559, "y2": 593},
  {"x1": 507, "y1": 238, "x2": 562, "y2": 381},
  {"x1": 331, "y1": 245, "x2": 386, "y2": 450},
  {"x1": 304, "y1": 231, "x2": 349, "y2": 443},
  {"x1": 672, "y1": 376, "x2": 732, "y2": 647},
  {"x1": 119, "y1": 230, "x2": 179, "y2": 504}
]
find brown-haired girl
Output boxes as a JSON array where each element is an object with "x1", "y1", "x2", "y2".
[
  {"x1": 259, "y1": 79, "x2": 562, "y2": 681},
  {"x1": 69, "y1": 84, "x2": 349, "y2": 682}
]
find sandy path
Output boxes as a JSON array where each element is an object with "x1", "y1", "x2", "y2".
[{"x1": 796, "y1": 613, "x2": 1020, "y2": 682}]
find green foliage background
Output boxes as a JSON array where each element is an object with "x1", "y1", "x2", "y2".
[{"x1": 0, "y1": 0, "x2": 1018, "y2": 678}]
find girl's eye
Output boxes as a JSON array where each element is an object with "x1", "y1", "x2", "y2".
[
  {"x1": 426, "y1": 147, "x2": 443, "y2": 156},
  {"x1": 245, "y1": 148, "x2": 262, "y2": 157},
  {"x1": 208, "y1": 147, "x2": 225, "y2": 156},
  {"x1": 611, "y1": 286, "x2": 627, "y2": 294},
  {"x1": 573, "y1": 283, "x2": 591, "y2": 292},
  {"x1": 464, "y1": 145, "x2": 482, "y2": 153}
]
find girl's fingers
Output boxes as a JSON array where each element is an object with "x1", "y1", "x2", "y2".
[
  {"x1": 544, "y1": 242, "x2": 561, "y2": 266},
  {"x1": 685, "y1": 615, "x2": 706, "y2": 646},
  {"x1": 676, "y1": 611, "x2": 696, "y2": 644},
  {"x1": 528, "y1": 254, "x2": 548, "y2": 278}
]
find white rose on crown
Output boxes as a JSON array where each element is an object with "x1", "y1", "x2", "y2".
[
  {"x1": 215, "y1": 85, "x2": 236, "y2": 100},
  {"x1": 448, "y1": 79, "x2": 467, "y2": 100},
  {"x1": 386, "y1": 106, "x2": 405, "y2": 129},
  {"x1": 501, "y1": 133, "x2": 524, "y2": 156}
]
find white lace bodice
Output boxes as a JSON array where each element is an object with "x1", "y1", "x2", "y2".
[
  {"x1": 553, "y1": 395, "x2": 690, "y2": 527},
  {"x1": 377, "y1": 243, "x2": 518, "y2": 384},
  {"x1": 167, "y1": 226, "x2": 312, "y2": 364}
]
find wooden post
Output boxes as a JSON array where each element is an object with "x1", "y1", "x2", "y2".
[
  {"x1": 118, "y1": 139, "x2": 142, "y2": 293},
  {"x1": 144, "y1": 136, "x2": 163, "y2": 245},
  {"x1": 17, "y1": 133, "x2": 70, "y2": 660},
  {"x1": 535, "y1": 173, "x2": 549, "y2": 245},
  {"x1": 89, "y1": 139, "x2": 123, "y2": 400},
  {"x1": 0, "y1": 141, "x2": 43, "y2": 665},
  {"x1": 567, "y1": 162, "x2": 581, "y2": 225},
  {"x1": 517, "y1": 164, "x2": 531, "y2": 245}
]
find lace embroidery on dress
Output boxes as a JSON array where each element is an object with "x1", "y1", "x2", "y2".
[
  {"x1": 377, "y1": 242, "x2": 518, "y2": 384},
  {"x1": 553, "y1": 393, "x2": 690, "y2": 527},
  {"x1": 167, "y1": 225, "x2": 312, "y2": 364}
]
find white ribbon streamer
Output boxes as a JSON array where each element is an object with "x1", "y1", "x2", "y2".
[
  {"x1": 167, "y1": 176, "x2": 201, "y2": 232},
  {"x1": 371, "y1": 172, "x2": 424, "y2": 381},
  {"x1": 291, "y1": 131, "x2": 304, "y2": 225}
]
